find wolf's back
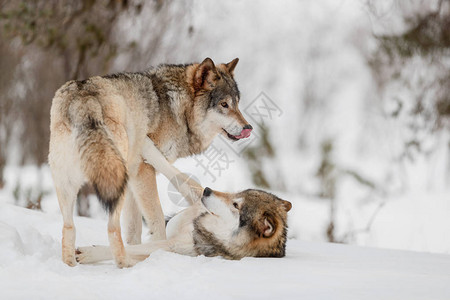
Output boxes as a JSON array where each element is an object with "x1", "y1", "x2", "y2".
[{"x1": 69, "y1": 97, "x2": 128, "y2": 213}]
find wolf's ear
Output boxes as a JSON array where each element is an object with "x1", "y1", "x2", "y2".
[
  {"x1": 194, "y1": 57, "x2": 219, "y2": 91},
  {"x1": 257, "y1": 216, "x2": 275, "y2": 238},
  {"x1": 225, "y1": 58, "x2": 239, "y2": 75},
  {"x1": 280, "y1": 199, "x2": 292, "y2": 212}
]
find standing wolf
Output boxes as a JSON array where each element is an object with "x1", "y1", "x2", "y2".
[{"x1": 48, "y1": 58, "x2": 252, "y2": 267}]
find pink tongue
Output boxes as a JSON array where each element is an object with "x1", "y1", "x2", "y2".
[{"x1": 235, "y1": 128, "x2": 252, "y2": 139}]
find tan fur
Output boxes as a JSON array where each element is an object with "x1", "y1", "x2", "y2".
[
  {"x1": 128, "y1": 162, "x2": 166, "y2": 241},
  {"x1": 122, "y1": 189, "x2": 142, "y2": 245},
  {"x1": 49, "y1": 58, "x2": 251, "y2": 268},
  {"x1": 107, "y1": 195, "x2": 136, "y2": 268}
]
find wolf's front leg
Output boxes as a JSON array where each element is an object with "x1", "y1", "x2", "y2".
[
  {"x1": 129, "y1": 162, "x2": 166, "y2": 241},
  {"x1": 141, "y1": 138, "x2": 204, "y2": 204}
]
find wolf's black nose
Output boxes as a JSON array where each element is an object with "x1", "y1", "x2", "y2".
[
  {"x1": 243, "y1": 124, "x2": 253, "y2": 130},
  {"x1": 203, "y1": 187, "x2": 212, "y2": 197}
]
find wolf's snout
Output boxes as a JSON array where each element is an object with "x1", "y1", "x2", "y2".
[
  {"x1": 203, "y1": 187, "x2": 213, "y2": 197},
  {"x1": 236, "y1": 125, "x2": 252, "y2": 139}
]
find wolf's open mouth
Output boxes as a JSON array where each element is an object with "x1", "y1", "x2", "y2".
[{"x1": 223, "y1": 128, "x2": 252, "y2": 141}]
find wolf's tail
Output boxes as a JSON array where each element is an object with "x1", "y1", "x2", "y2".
[{"x1": 70, "y1": 99, "x2": 128, "y2": 213}]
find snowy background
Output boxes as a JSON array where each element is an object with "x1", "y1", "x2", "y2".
[{"x1": 0, "y1": 0, "x2": 449, "y2": 298}]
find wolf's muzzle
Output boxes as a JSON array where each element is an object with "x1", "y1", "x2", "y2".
[{"x1": 203, "y1": 187, "x2": 213, "y2": 197}]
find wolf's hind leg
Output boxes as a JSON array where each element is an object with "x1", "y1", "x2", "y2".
[
  {"x1": 101, "y1": 120, "x2": 136, "y2": 268},
  {"x1": 50, "y1": 125, "x2": 85, "y2": 267},
  {"x1": 126, "y1": 240, "x2": 171, "y2": 260},
  {"x1": 76, "y1": 245, "x2": 113, "y2": 264},
  {"x1": 76, "y1": 240, "x2": 173, "y2": 264},
  {"x1": 107, "y1": 193, "x2": 136, "y2": 268},
  {"x1": 54, "y1": 183, "x2": 81, "y2": 267},
  {"x1": 129, "y1": 162, "x2": 166, "y2": 241}
]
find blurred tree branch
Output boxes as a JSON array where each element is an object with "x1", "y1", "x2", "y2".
[
  {"x1": 0, "y1": 37, "x2": 22, "y2": 187},
  {"x1": 0, "y1": 0, "x2": 135, "y2": 79},
  {"x1": 369, "y1": 0, "x2": 450, "y2": 158},
  {"x1": 244, "y1": 124, "x2": 276, "y2": 190}
]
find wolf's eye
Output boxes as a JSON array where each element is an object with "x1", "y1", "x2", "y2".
[
  {"x1": 221, "y1": 102, "x2": 229, "y2": 108},
  {"x1": 233, "y1": 202, "x2": 239, "y2": 209}
]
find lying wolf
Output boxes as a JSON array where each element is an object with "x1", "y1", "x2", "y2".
[
  {"x1": 49, "y1": 58, "x2": 252, "y2": 267},
  {"x1": 76, "y1": 187, "x2": 292, "y2": 263}
]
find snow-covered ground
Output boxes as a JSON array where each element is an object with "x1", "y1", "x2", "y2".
[
  {"x1": 1, "y1": 0, "x2": 449, "y2": 298},
  {"x1": 0, "y1": 202, "x2": 449, "y2": 300},
  {"x1": 2, "y1": 163, "x2": 450, "y2": 255}
]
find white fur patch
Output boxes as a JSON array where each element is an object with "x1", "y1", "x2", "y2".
[
  {"x1": 201, "y1": 194, "x2": 240, "y2": 241},
  {"x1": 203, "y1": 111, "x2": 243, "y2": 136}
]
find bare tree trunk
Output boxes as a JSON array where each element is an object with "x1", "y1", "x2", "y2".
[
  {"x1": 317, "y1": 139, "x2": 338, "y2": 243},
  {"x1": 0, "y1": 155, "x2": 5, "y2": 189},
  {"x1": 326, "y1": 197, "x2": 336, "y2": 243}
]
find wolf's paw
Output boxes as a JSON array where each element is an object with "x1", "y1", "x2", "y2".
[
  {"x1": 63, "y1": 254, "x2": 77, "y2": 267},
  {"x1": 75, "y1": 245, "x2": 106, "y2": 264},
  {"x1": 115, "y1": 256, "x2": 136, "y2": 268}
]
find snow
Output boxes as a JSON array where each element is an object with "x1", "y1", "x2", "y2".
[
  {"x1": 0, "y1": 203, "x2": 449, "y2": 300},
  {"x1": 2, "y1": 163, "x2": 450, "y2": 255},
  {"x1": 1, "y1": 0, "x2": 450, "y2": 298}
]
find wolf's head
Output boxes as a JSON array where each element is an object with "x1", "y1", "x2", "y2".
[
  {"x1": 188, "y1": 58, "x2": 252, "y2": 143},
  {"x1": 199, "y1": 187, "x2": 292, "y2": 258}
]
